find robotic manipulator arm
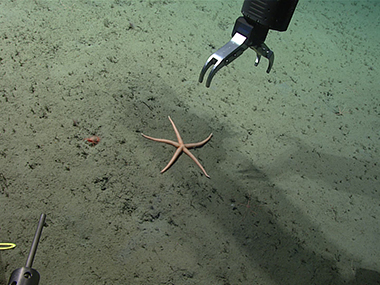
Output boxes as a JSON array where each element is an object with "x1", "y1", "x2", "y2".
[{"x1": 199, "y1": 0, "x2": 299, "y2": 88}]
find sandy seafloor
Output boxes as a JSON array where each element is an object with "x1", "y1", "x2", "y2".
[{"x1": 0, "y1": 0, "x2": 379, "y2": 284}]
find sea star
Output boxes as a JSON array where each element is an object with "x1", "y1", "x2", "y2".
[{"x1": 142, "y1": 116, "x2": 213, "y2": 178}]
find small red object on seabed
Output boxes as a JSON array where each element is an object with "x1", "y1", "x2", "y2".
[{"x1": 84, "y1": 136, "x2": 101, "y2": 146}]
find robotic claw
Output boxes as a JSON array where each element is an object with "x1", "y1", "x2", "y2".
[{"x1": 199, "y1": 0, "x2": 299, "y2": 88}]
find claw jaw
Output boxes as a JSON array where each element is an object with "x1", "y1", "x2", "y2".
[{"x1": 199, "y1": 33, "x2": 248, "y2": 88}]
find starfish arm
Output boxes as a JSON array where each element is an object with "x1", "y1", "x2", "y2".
[
  {"x1": 184, "y1": 133, "x2": 213, "y2": 149},
  {"x1": 141, "y1": 133, "x2": 180, "y2": 147},
  {"x1": 168, "y1": 116, "x2": 184, "y2": 145},
  {"x1": 183, "y1": 148, "x2": 210, "y2": 178},
  {"x1": 161, "y1": 146, "x2": 183, "y2": 173}
]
